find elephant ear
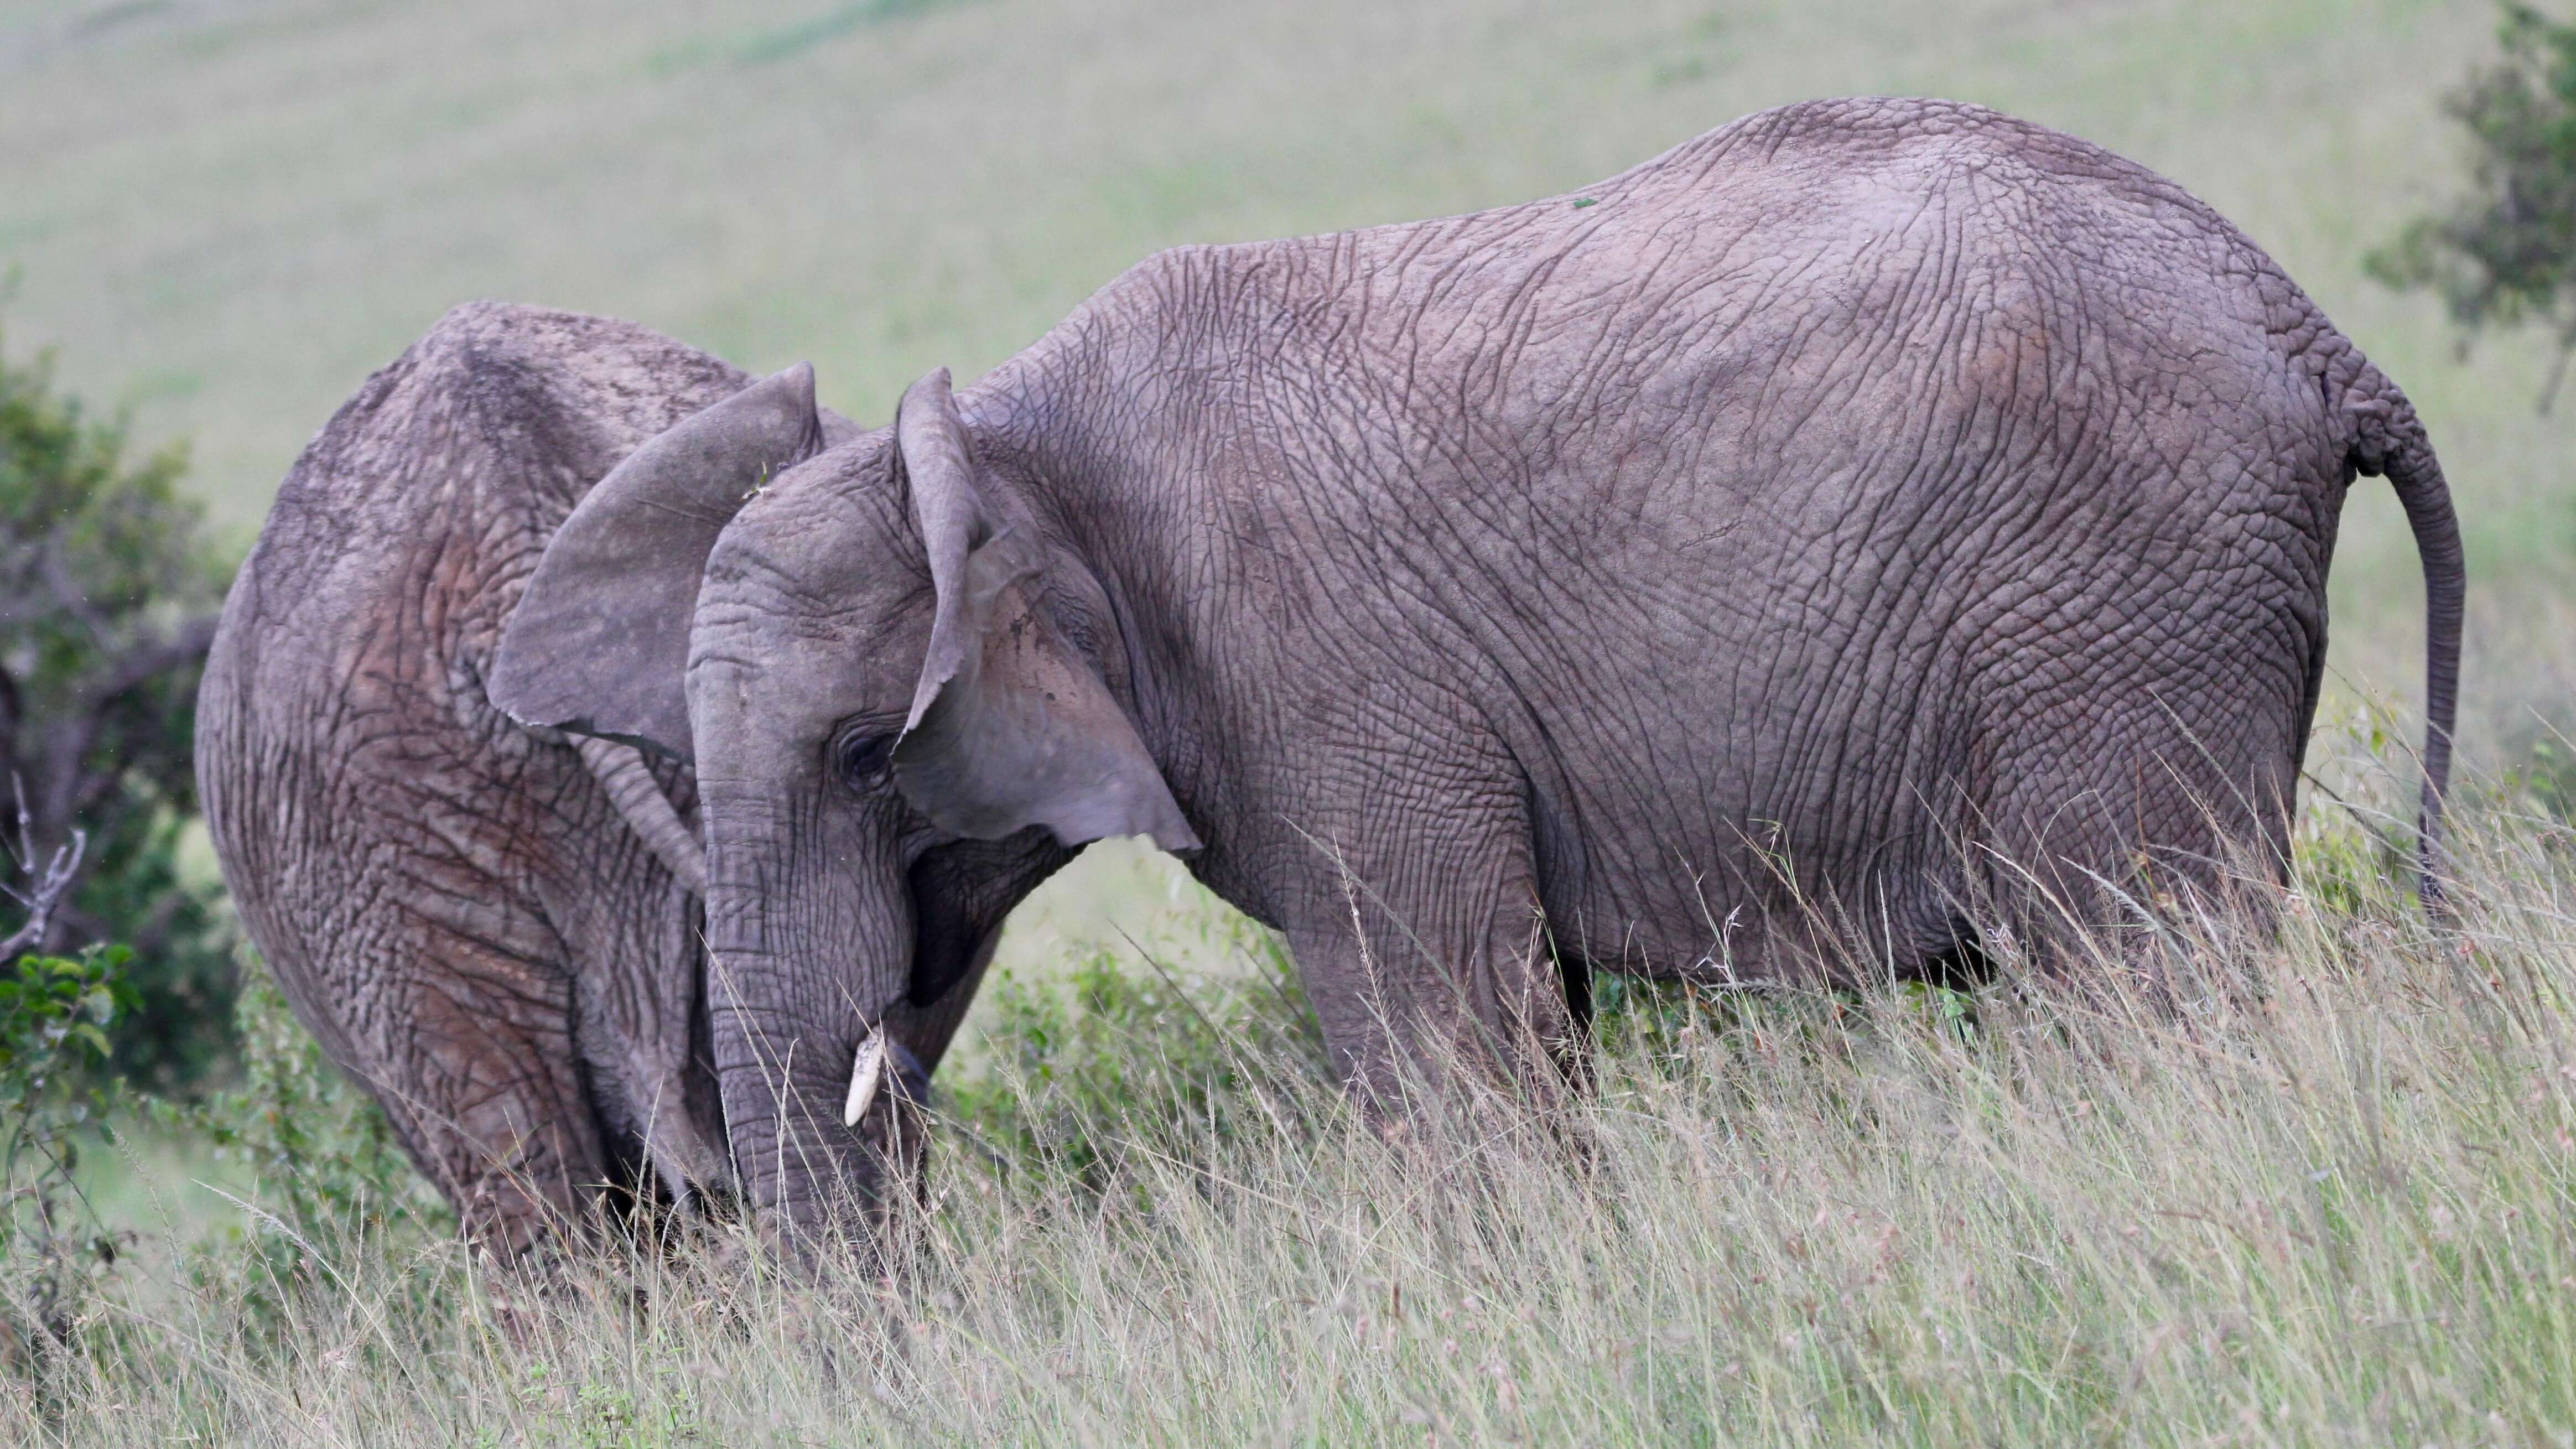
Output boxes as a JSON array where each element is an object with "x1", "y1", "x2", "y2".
[
  {"x1": 888, "y1": 369, "x2": 1199, "y2": 853},
  {"x1": 489, "y1": 364, "x2": 825, "y2": 761}
]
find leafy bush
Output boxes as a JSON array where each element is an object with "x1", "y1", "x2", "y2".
[
  {"x1": 2369, "y1": 3, "x2": 2576, "y2": 409},
  {"x1": 3, "y1": 941, "x2": 451, "y2": 1412},
  {"x1": 161, "y1": 955, "x2": 453, "y2": 1345},
  {"x1": 0, "y1": 944, "x2": 136, "y2": 1382},
  {"x1": 944, "y1": 914, "x2": 1996, "y2": 1201},
  {"x1": 0, "y1": 319, "x2": 237, "y2": 1090},
  {"x1": 942, "y1": 925, "x2": 1334, "y2": 1192}
]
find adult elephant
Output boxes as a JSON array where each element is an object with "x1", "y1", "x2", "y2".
[
  {"x1": 195, "y1": 304, "x2": 910, "y2": 1251},
  {"x1": 444, "y1": 98, "x2": 2459, "y2": 1241}
]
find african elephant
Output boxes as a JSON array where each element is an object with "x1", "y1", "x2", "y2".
[
  {"x1": 480, "y1": 97, "x2": 2462, "y2": 1239},
  {"x1": 194, "y1": 305, "x2": 907, "y2": 1250}
]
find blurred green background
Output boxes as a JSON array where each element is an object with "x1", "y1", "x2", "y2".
[{"x1": 4, "y1": 0, "x2": 2570, "y2": 975}]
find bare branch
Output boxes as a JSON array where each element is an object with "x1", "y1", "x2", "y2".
[
  {"x1": 2, "y1": 776, "x2": 89, "y2": 960},
  {"x1": 33, "y1": 543, "x2": 116, "y2": 646},
  {"x1": 34, "y1": 612, "x2": 221, "y2": 836},
  {"x1": 2542, "y1": 313, "x2": 2576, "y2": 416},
  {"x1": 0, "y1": 664, "x2": 19, "y2": 780}
]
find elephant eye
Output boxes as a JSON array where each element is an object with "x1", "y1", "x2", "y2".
[{"x1": 835, "y1": 729, "x2": 899, "y2": 790}]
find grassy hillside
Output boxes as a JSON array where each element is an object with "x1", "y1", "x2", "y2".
[
  {"x1": 9, "y1": 0, "x2": 2573, "y2": 910},
  {"x1": 9, "y1": 7, "x2": 2576, "y2": 1437},
  {"x1": 2, "y1": 1, "x2": 2567, "y2": 574}
]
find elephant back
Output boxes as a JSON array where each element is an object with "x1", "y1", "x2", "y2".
[{"x1": 192, "y1": 304, "x2": 749, "y2": 1233}]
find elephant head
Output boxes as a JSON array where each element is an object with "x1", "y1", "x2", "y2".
[{"x1": 492, "y1": 364, "x2": 1196, "y2": 1242}]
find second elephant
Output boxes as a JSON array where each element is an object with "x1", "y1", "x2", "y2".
[{"x1": 196, "y1": 305, "x2": 963, "y2": 1249}]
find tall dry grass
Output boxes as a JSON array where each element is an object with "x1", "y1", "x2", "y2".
[{"x1": 8, "y1": 720, "x2": 2574, "y2": 1446}]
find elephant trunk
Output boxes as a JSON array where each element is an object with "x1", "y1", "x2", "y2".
[{"x1": 700, "y1": 840, "x2": 921, "y2": 1250}]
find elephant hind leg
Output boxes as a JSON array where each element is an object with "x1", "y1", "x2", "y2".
[
  {"x1": 1911, "y1": 911, "x2": 2000, "y2": 990},
  {"x1": 1965, "y1": 714, "x2": 2298, "y2": 988}
]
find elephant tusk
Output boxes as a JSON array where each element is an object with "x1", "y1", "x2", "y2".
[{"x1": 843, "y1": 1031, "x2": 886, "y2": 1128}]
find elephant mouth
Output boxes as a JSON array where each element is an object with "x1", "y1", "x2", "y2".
[{"x1": 907, "y1": 853, "x2": 988, "y2": 1006}]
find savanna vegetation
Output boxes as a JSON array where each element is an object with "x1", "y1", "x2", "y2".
[
  {"x1": 1, "y1": 321, "x2": 237, "y2": 1090},
  {"x1": 10, "y1": 719, "x2": 2576, "y2": 1444},
  {"x1": 3, "y1": 0, "x2": 2574, "y2": 1442}
]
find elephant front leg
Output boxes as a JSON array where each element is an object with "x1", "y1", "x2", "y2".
[
  {"x1": 342, "y1": 934, "x2": 611, "y2": 1261},
  {"x1": 1270, "y1": 790, "x2": 1579, "y2": 1112}
]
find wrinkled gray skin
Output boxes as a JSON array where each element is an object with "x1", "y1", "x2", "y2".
[
  {"x1": 228, "y1": 98, "x2": 2468, "y2": 1248},
  {"x1": 195, "y1": 309, "x2": 905, "y2": 1248}
]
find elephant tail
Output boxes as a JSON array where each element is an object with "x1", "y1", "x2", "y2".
[{"x1": 2343, "y1": 365, "x2": 2464, "y2": 917}]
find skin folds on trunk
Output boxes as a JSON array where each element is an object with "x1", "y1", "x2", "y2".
[{"x1": 685, "y1": 579, "x2": 1060, "y2": 1238}]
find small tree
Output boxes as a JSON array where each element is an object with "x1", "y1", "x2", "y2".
[
  {"x1": 2368, "y1": 4, "x2": 2576, "y2": 411},
  {"x1": 0, "y1": 321, "x2": 236, "y2": 1088}
]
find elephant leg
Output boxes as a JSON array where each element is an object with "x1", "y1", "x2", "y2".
[
  {"x1": 362, "y1": 939, "x2": 610, "y2": 1258},
  {"x1": 271, "y1": 865, "x2": 612, "y2": 1260},
  {"x1": 1975, "y1": 694, "x2": 2299, "y2": 984},
  {"x1": 1271, "y1": 785, "x2": 1577, "y2": 1109},
  {"x1": 885, "y1": 936, "x2": 999, "y2": 1081}
]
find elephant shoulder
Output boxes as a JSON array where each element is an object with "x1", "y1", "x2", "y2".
[{"x1": 399, "y1": 302, "x2": 754, "y2": 463}]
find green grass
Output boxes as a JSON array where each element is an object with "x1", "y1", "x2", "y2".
[
  {"x1": 14, "y1": 729, "x2": 2576, "y2": 1444},
  {"x1": 8, "y1": 4, "x2": 2576, "y2": 1437}
]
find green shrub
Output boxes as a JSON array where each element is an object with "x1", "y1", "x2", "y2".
[
  {"x1": 0, "y1": 943, "x2": 136, "y2": 1382},
  {"x1": 0, "y1": 319, "x2": 238, "y2": 1091},
  {"x1": 2506, "y1": 731, "x2": 2576, "y2": 819},
  {"x1": 942, "y1": 926, "x2": 1333, "y2": 1192}
]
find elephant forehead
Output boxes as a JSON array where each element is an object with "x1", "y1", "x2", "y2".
[
  {"x1": 689, "y1": 573, "x2": 929, "y2": 688},
  {"x1": 701, "y1": 466, "x2": 924, "y2": 621},
  {"x1": 688, "y1": 536, "x2": 933, "y2": 747}
]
